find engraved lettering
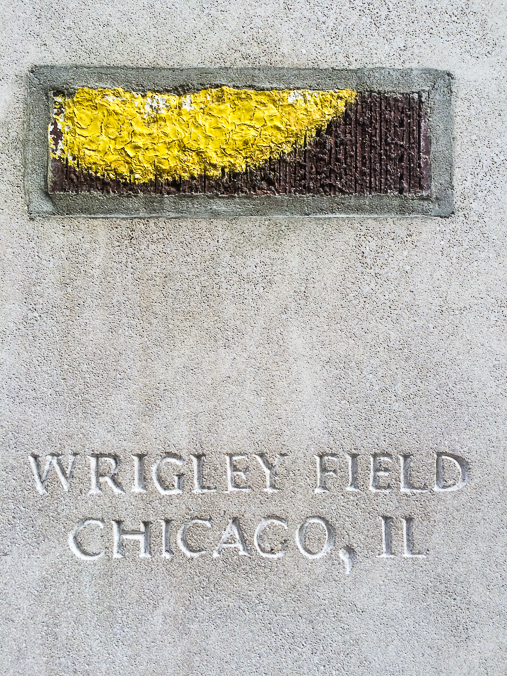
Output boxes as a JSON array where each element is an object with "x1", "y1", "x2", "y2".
[
  {"x1": 31, "y1": 441, "x2": 451, "y2": 566},
  {"x1": 152, "y1": 454, "x2": 184, "y2": 495},
  {"x1": 345, "y1": 453, "x2": 359, "y2": 492},
  {"x1": 379, "y1": 516, "x2": 427, "y2": 558},
  {"x1": 177, "y1": 518, "x2": 212, "y2": 558},
  {"x1": 314, "y1": 454, "x2": 339, "y2": 493},
  {"x1": 160, "y1": 519, "x2": 174, "y2": 559},
  {"x1": 379, "y1": 516, "x2": 395, "y2": 557},
  {"x1": 213, "y1": 517, "x2": 251, "y2": 557},
  {"x1": 68, "y1": 519, "x2": 105, "y2": 561},
  {"x1": 370, "y1": 454, "x2": 392, "y2": 492},
  {"x1": 29, "y1": 454, "x2": 77, "y2": 494},
  {"x1": 191, "y1": 454, "x2": 216, "y2": 494},
  {"x1": 253, "y1": 454, "x2": 286, "y2": 492},
  {"x1": 112, "y1": 520, "x2": 151, "y2": 558},
  {"x1": 435, "y1": 452, "x2": 469, "y2": 492},
  {"x1": 225, "y1": 455, "x2": 251, "y2": 493},
  {"x1": 253, "y1": 517, "x2": 288, "y2": 559},
  {"x1": 132, "y1": 454, "x2": 147, "y2": 493},
  {"x1": 399, "y1": 454, "x2": 428, "y2": 493},
  {"x1": 339, "y1": 545, "x2": 355, "y2": 574},
  {"x1": 89, "y1": 455, "x2": 124, "y2": 495},
  {"x1": 295, "y1": 516, "x2": 335, "y2": 560},
  {"x1": 402, "y1": 517, "x2": 426, "y2": 558}
]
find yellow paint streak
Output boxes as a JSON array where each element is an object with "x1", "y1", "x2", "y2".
[{"x1": 51, "y1": 86, "x2": 357, "y2": 182}]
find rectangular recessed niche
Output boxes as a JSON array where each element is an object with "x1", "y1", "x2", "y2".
[{"x1": 25, "y1": 67, "x2": 453, "y2": 218}]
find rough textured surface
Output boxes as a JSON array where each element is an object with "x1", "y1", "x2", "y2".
[
  {"x1": 26, "y1": 67, "x2": 452, "y2": 217},
  {"x1": 49, "y1": 86, "x2": 357, "y2": 184},
  {"x1": 1, "y1": 2, "x2": 507, "y2": 676},
  {"x1": 49, "y1": 92, "x2": 431, "y2": 197}
]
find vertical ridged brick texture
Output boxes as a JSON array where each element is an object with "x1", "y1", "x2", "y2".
[{"x1": 49, "y1": 92, "x2": 431, "y2": 196}]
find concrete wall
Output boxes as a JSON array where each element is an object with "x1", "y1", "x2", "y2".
[{"x1": 0, "y1": 1, "x2": 506, "y2": 675}]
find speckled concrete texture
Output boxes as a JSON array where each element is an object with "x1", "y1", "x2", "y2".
[{"x1": 1, "y1": 2, "x2": 506, "y2": 675}]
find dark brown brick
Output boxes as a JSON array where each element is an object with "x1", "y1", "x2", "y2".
[{"x1": 49, "y1": 93, "x2": 431, "y2": 197}]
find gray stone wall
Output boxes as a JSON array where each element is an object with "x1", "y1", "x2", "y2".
[{"x1": 0, "y1": 2, "x2": 505, "y2": 675}]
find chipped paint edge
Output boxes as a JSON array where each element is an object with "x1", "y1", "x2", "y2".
[{"x1": 25, "y1": 67, "x2": 454, "y2": 218}]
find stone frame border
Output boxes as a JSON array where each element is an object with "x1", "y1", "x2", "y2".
[{"x1": 25, "y1": 66, "x2": 453, "y2": 218}]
